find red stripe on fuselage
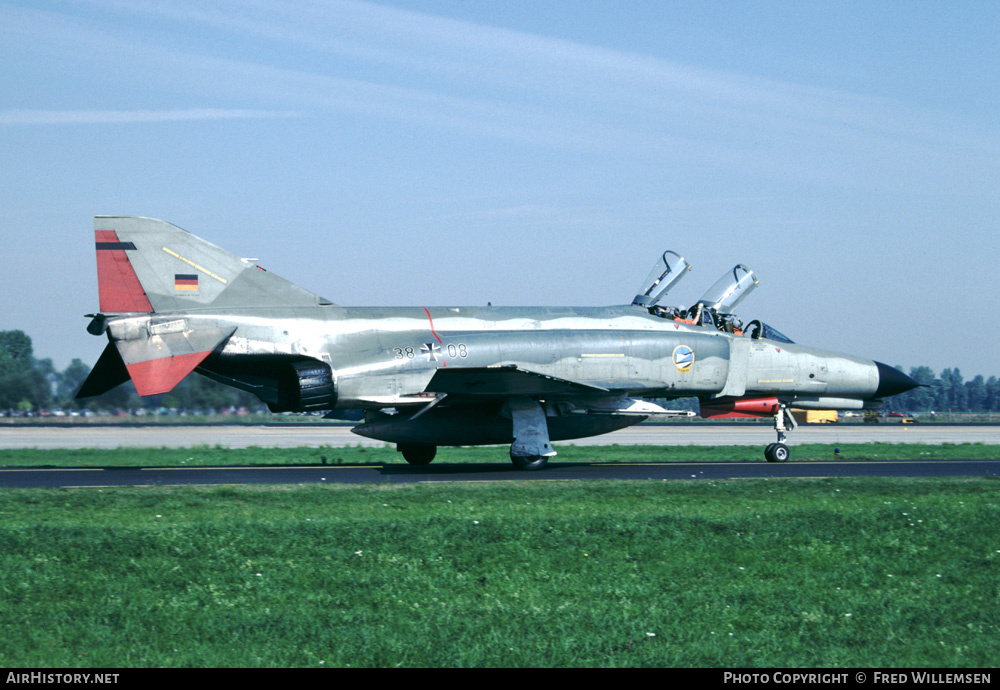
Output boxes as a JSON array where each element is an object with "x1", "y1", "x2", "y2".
[
  {"x1": 422, "y1": 307, "x2": 447, "y2": 367},
  {"x1": 422, "y1": 307, "x2": 442, "y2": 344},
  {"x1": 95, "y1": 230, "x2": 153, "y2": 313}
]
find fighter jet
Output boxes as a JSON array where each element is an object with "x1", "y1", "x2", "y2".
[{"x1": 78, "y1": 216, "x2": 918, "y2": 468}]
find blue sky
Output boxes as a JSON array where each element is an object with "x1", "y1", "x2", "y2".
[{"x1": 2, "y1": 0, "x2": 998, "y2": 377}]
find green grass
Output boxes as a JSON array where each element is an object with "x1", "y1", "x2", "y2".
[
  {"x1": 2, "y1": 442, "x2": 999, "y2": 468},
  {"x1": 2, "y1": 477, "x2": 998, "y2": 667}
]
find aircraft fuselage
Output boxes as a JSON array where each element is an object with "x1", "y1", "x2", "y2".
[
  {"x1": 80, "y1": 216, "x2": 919, "y2": 467},
  {"x1": 106, "y1": 304, "x2": 885, "y2": 412}
]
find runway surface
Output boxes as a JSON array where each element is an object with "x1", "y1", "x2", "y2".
[
  {"x1": 3, "y1": 423, "x2": 998, "y2": 488},
  {"x1": 2, "y1": 422, "x2": 998, "y2": 449},
  {"x1": 3, "y1": 458, "x2": 999, "y2": 488}
]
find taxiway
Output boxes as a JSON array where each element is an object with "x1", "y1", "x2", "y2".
[{"x1": 1, "y1": 422, "x2": 997, "y2": 450}]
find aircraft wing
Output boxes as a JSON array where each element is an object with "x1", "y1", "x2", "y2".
[{"x1": 425, "y1": 365, "x2": 608, "y2": 399}]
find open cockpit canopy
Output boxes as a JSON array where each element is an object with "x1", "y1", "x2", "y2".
[
  {"x1": 635, "y1": 253, "x2": 782, "y2": 338},
  {"x1": 632, "y1": 250, "x2": 691, "y2": 307},
  {"x1": 696, "y1": 264, "x2": 758, "y2": 314}
]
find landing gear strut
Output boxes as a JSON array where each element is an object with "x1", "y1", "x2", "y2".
[{"x1": 764, "y1": 405, "x2": 794, "y2": 463}]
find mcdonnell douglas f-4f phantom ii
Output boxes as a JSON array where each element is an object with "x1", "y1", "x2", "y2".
[{"x1": 78, "y1": 216, "x2": 918, "y2": 469}]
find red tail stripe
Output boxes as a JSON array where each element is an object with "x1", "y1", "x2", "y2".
[{"x1": 95, "y1": 230, "x2": 153, "y2": 313}]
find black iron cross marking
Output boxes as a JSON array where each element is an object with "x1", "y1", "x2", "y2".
[{"x1": 421, "y1": 343, "x2": 441, "y2": 362}]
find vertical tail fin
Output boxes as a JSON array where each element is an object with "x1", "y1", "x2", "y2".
[{"x1": 93, "y1": 216, "x2": 335, "y2": 313}]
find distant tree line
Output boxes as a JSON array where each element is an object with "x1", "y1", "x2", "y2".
[
  {"x1": 889, "y1": 365, "x2": 1000, "y2": 414},
  {"x1": 2, "y1": 329, "x2": 999, "y2": 414}
]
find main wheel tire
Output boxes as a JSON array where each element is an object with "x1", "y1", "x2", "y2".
[
  {"x1": 510, "y1": 453, "x2": 549, "y2": 471},
  {"x1": 399, "y1": 444, "x2": 437, "y2": 465},
  {"x1": 765, "y1": 442, "x2": 790, "y2": 463}
]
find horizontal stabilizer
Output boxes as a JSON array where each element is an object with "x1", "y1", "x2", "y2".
[
  {"x1": 426, "y1": 365, "x2": 607, "y2": 399},
  {"x1": 76, "y1": 342, "x2": 131, "y2": 398},
  {"x1": 125, "y1": 351, "x2": 212, "y2": 397},
  {"x1": 78, "y1": 326, "x2": 237, "y2": 398},
  {"x1": 117, "y1": 327, "x2": 236, "y2": 397}
]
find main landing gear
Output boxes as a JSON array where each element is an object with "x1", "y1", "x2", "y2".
[
  {"x1": 399, "y1": 443, "x2": 437, "y2": 465},
  {"x1": 764, "y1": 405, "x2": 796, "y2": 463},
  {"x1": 508, "y1": 397, "x2": 556, "y2": 470},
  {"x1": 397, "y1": 396, "x2": 558, "y2": 470}
]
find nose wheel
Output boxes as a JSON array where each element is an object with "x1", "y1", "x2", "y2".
[
  {"x1": 764, "y1": 442, "x2": 789, "y2": 463},
  {"x1": 764, "y1": 405, "x2": 794, "y2": 462}
]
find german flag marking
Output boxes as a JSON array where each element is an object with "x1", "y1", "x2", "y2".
[{"x1": 174, "y1": 274, "x2": 199, "y2": 291}]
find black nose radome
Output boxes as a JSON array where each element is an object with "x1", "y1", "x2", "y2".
[{"x1": 874, "y1": 362, "x2": 920, "y2": 399}]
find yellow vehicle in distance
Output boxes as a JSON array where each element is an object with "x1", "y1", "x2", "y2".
[{"x1": 791, "y1": 409, "x2": 839, "y2": 424}]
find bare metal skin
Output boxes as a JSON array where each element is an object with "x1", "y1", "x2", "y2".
[{"x1": 79, "y1": 217, "x2": 917, "y2": 468}]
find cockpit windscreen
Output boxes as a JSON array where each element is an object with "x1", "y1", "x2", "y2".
[{"x1": 760, "y1": 323, "x2": 794, "y2": 344}]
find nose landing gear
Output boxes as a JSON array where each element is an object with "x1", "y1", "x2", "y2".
[{"x1": 764, "y1": 441, "x2": 789, "y2": 463}]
